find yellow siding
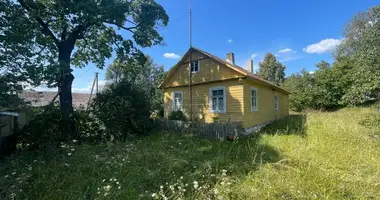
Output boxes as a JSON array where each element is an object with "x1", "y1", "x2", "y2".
[
  {"x1": 163, "y1": 52, "x2": 243, "y2": 87},
  {"x1": 243, "y1": 79, "x2": 289, "y2": 128},
  {"x1": 164, "y1": 79, "x2": 244, "y2": 123}
]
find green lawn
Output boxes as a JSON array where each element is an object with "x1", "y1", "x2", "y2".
[{"x1": 1, "y1": 106, "x2": 380, "y2": 199}]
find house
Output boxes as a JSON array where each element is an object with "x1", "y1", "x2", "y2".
[
  {"x1": 21, "y1": 91, "x2": 93, "y2": 109},
  {"x1": 159, "y1": 47, "x2": 290, "y2": 131}
]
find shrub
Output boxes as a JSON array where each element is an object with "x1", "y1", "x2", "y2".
[
  {"x1": 18, "y1": 105, "x2": 106, "y2": 150},
  {"x1": 90, "y1": 80, "x2": 152, "y2": 140},
  {"x1": 18, "y1": 105, "x2": 65, "y2": 150},
  {"x1": 168, "y1": 110, "x2": 187, "y2": 121}
]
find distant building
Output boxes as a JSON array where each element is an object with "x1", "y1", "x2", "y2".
[{"x1": 20, "y1": 91, "x2": 93, "y2": 108}]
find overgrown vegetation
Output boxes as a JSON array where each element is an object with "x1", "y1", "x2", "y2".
[
  {"x1": 1, "y1": 0, "x2": 169, "y2": 138},
  {"x1": 1, "y1": 106, "x2": 379, "y2": 199},
  {"x1": 168, "y1": 110, "x2": 187, "y2": 121},
  {"x1": 283, "y1": 5, "x2": 379, "y2": 111},
  {"x1": 90, "y1": 80, "x2": 153, "y2": 139}
]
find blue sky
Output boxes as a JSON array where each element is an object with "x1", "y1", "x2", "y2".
[{"x1": 36, "y1": 0, "x2": 379, "y2": 92}]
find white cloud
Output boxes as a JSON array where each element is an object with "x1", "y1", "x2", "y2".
[
  {"x1": 251, "y1": 53, "x2": 258, "y2": 59},
  {"x1": 278, "y1": 48, "x2": 295, "y2": 53},
  {"x1": 309, "y1": 71, "x2": 315, "y2": 75},
  {"x1": 303, "y1": 38, "x2": 343, "y2": 54},
  {"x1": 227, "y1": 39, "x2": 232, "y2": 43},
  {"x1": 163, "y1": 53, "x2": 180, "y2": 59}
]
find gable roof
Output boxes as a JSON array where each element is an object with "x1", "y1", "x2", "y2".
[
  {"x1": 160, "y1": 47, "x2": 290, "y2": 94},
  {"x1": 20, "y1": 91, "x2": 92, "y2": 108}
]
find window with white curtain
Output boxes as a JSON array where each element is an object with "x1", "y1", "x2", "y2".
[
  {"x1": 210, "y1": 87, "x2": 226, "y2": 113},
  {"x1": 173, "y1": 91, "x2": 183, "y2": 111}
]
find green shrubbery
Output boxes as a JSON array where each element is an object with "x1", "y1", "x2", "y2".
[
  {"x1": 90, "y1": 80, "x2": 153, "y2": 140},
  {"x1": 17, "y1": 105, "x2": 106, "y2": 150},
  {"x1": 168, "y1": 110, "x2": 187, "y2": 121}
]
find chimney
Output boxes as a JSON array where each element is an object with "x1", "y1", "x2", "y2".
[
  {"x1": 226, "y1": 52, "x2": 235, "y2": 65},
  {"x1": 246, "y1": 59, "x2": 254, "y2": 73}
]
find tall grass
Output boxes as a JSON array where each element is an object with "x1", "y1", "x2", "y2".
[{"x1": 1, "y1": 106, "x2": 379, "y2": 199}]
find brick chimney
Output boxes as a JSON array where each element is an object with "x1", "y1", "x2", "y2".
[
  {"x1": 246, "y1": 59, "x2": 254, "y2": 73},
  {"x1": 226, "y1": 52, "x2": 235, "y2": 65}
]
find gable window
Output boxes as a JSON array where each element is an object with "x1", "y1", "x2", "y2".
[
  {"x1": 190, "y1": 60, "x2": 200, "y2": 73},
  {"x1": 209, "y1": 87, "x2": 226, "y2": 113},
  {"x1": 274, "y1": 95, "x2": 278, "y2": 111},
  {"x1": 172, "y1": 91, "x2": 183, "y2": 111},
  {"x1": 251, "y1": 88, "x2": 258, "y2": 112}
]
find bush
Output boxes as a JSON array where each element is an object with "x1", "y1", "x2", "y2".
[
  {"x1": 168, "y1": 110, "x2": 187, "y2": 121},
  {"x1": 18, "y1": 105, "x2": 65, "y2": 150},
  {"x1": 18, "y1": 105, "x2": 105, "y2": 150},
  {"x1": 90, "y1": 80, "x2": 152, "y2": 140}
]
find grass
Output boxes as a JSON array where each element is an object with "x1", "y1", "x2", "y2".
[{"x1": 1, "y1": 106, "x2": 380, "y2": 199}]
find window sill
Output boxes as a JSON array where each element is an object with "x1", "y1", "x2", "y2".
[{"x1": 210, "y1": 110, "x2": 226, "y2": 113}]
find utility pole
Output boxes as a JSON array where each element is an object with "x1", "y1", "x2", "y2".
[
  {"x1": 87, "y1": 72, "x2": 98, "y2": 109},
  {"x1": 188, "y1": 0, "x2": 193, "y2": 121}
]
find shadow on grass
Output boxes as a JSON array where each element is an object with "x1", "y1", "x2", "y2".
[{"x1": 260, "y1": 114, "x2": 307, "y2": 136}]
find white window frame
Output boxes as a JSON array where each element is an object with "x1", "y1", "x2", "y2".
[
  {"x1": 209, "y1": 86, "x2": 227, "y2": 113},
  {"x1": 274, "y1": 95, "x2": 279, "y2": 111},
  {"x1": 172, "y1": 91, "x2": 183, "y2": 111},
  {"x1": 190, "y1": 60, "x2": 200, "y2": 73},
  {"x1": 251, "y1": 87, "x2": 258, "y2": 112}
]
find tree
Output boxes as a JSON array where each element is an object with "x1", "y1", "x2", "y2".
[
  {"x1": 1, "y1": 0, "x2": 169, "y2": 138},
  {"x1": 336, "y1": 5, "x2": 380, "y2": 105},
  {"x1": 105, "y1": 56, "x2": 167, "y2": 112},
  {"x1": 258, "y1": 53, "x2": 286, "y2": 85}
]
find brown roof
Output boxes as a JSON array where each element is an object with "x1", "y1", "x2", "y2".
[
  {"x1": 21, "y1": 91, "x2": 93, "y2": 108},
  {"x1": 160, "y1": 47, "x2": 291, "y2": 94}
]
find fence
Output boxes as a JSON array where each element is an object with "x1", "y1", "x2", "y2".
[{"x1": 154, "y1": 120, "x2": 245, "y2": 140}]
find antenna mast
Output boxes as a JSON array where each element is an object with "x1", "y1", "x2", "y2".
[{"x1": 188, "y1": 0, "x2": 193, "y2": 121}]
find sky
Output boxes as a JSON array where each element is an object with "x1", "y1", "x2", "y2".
[{"x1": 35, "y1": 0, "x2": 379, "y2": 93}]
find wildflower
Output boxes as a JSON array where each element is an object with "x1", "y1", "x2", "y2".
[
  {"x1": 73, "y1": 139, "x2": 78, "y2": 143},
  {"x1": 11, "y1": 172, "x2": 16, "y2": 175},
  {"x1": 116, "y1": 182, "x2": 119, "y2": 185},
  {"x1": 67, "y1": 153, "x2": 72, "y2": 156},
  {"x1": 213, "y1": 188, "x2": 218, "y2": 195},
  {"x1": 160, "y1": 185, "x2": 164, "y2": 189},
  {"x1": 4, "y1": 175, "x2": 9, "y2": 178},
  {"x1": 118, "y1": 186, "x2": 121, "y2": 190},
  {"x1": 220, "y1": 181, "x2": 225, "y2": 185},
  {"x1": 103, "y1": 185, "x2": 111, "y2": 191},
  {"x1": 104, "y1": 192, "x2": 108, "y2": 196},
  {"x1": 152, "y1": 193, "x2": 157, "y2": 198},
  {"x1": 180, "y1": 176, "x2": 183, "y2": 179},
  {"x1": 70, "y1": 148, "x2": 75, "y2": 151},
  {"x1": 193, "y1": 181, "x2": 199, "y2": 189},
  {"x1": 102, "y1": 179, "x2": 106, "y2": 182}
]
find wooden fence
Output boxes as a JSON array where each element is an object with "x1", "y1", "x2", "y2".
[{"x1": 154, "y1": 120, "x2": 245, "y2": 140}]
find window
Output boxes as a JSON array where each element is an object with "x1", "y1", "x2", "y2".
[
  {"x1": 190, "y1": 60, "x2": 200, "y2": 73},
  {"x1": 209, "y1": 87, "x2": 226, "y2": 113},
  {"x1": 274, "y1": 95, "x2": 278, "y2": 111},
  {"x1": 172, "y1": 91, "x2": 183, "y2": 111},
  {"x1": 251, "y1": 88, "x2": 258, "y2": 112}
]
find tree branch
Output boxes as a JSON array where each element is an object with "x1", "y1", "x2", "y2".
[
  {"x1": 17, "y1": 0, "x2": 60, "y2": 46},
  {"x1": 104, "y1": 21, "x2": 137, "y2": 34}
]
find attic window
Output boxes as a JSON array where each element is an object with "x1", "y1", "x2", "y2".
[{"x1": 190, "y1": 60, "x2": 200, "y2": 73}]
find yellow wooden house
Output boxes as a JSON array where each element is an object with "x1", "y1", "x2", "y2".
[{"x1": 159, "y1": 47, "x2": 290, "y2": 130}]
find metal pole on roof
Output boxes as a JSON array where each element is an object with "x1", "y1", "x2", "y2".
[{"x1": 188, "y1": 0, "x2": 193, "y2": 121}]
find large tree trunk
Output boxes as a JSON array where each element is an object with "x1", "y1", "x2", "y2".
[{"x1": 58, "y1": 41, "x2": 76, "y2": 139}]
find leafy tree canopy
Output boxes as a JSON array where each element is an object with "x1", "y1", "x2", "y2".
[
  {"x1": 258, "y1": 53, "x2": 286, "y2": 85},
  {"x1": 1, "y1": 0, "x2": 169, "y2": 137}
]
